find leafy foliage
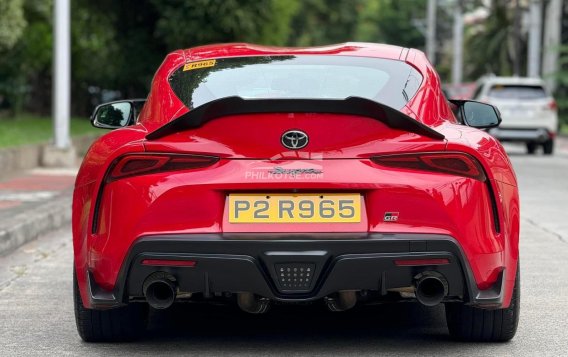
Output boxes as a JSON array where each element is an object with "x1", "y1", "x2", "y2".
[
  {"x1": 288, "y1": 0, "x2": 362, "y2": 46},
  {"x1": 0, "y1": 0, "x2": 27, "y2": 51},
  {"x1": 0, "y1": 0, "x2": 53, "y2": 115},
  {"x1": 355, "y1": 0, "x2": 425, "y2": 48},
  {"x1": 463, "y1": 0, "x2": 524, "y2": 80},
  {"x1": 549, "y1": 46, "x2": 568, "y2": 126},
  {"x1": 153, "y1": 0, "x2": 298, "y2": 49}
]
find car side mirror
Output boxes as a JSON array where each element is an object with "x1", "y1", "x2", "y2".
[
  {"x1": 449, "y1": 100, "x2": 501, "y2": 129},
  {"x1": 91, "y1": 99, "x2": 146, "y2": 129}
]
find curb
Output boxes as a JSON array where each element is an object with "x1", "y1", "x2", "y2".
[
  {"x1": 0, "y1": 192, "x2": 72, "y2": 256},
  {"x1": 0, "y1": 134, "x2": 99, "y2": 177},
  {"x1": 0, "y1": 133, "x2": 98, "y2": 256}
]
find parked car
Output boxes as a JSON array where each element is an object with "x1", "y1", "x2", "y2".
[
  {"x1": 74, "y1": 43, "x2": 520, "y2": 342},
  {"x1": 472, "y1": 76, "x2": 558, "y2": 154}
]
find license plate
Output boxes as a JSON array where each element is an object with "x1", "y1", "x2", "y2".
[
  {"x1": 228, "y1": 193, "x2": 361, "y2": 223},
  {"x1": 508, "y1": 107, "x2": 534, "y2": 117}
]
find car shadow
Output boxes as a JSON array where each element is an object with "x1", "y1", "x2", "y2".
[
  {"x1": 130, "y1": 302, "x2": 456, "y2": 350},
  {"x1": 82, "y1": 300, "x2": 521, "y2": 355}
]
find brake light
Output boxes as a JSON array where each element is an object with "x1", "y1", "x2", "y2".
[
  {"x1": 107, "y1": 153, "x2": 219, "y2": 182},
  {"x1": 547, "y1": 99, "x2": 557, "y2": 111},
  {"x1": 371, "y1": 152, "x2": 486, "y2": 181}
]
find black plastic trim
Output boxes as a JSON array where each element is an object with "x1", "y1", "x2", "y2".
[
  {"x1": 486, "y1": 181, "x2": 502, "y2": 233},
  {"x1": 145, "y1": 96, "x2": 445, "y2": 140},
  {"x1": 86, "y1": 234, "x2": 504, "y2": 309}
]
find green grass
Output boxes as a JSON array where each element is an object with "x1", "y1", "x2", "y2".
[
  {"x1": 0, "y1": 115, "x2": 101, "y2": 148},
  {"x1": 561, "y1": 123, "x2": 568, "y2": 136}
]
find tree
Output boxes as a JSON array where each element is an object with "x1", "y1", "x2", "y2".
[
  {"x1": 0, "y1": 0, "x2": 27, "y2": 51},
  {"x1": 153, "y1": 0, "x2": 298, "y2": 49},
  {"x1": 463, "y1": 0, "x2": 525, "y2": 80},
  {"x1": 550, "y1": 46, "x2": 568, "y2": 126},
  {"x1": 287, "y1": 0, "x2": 363, "y2": 46},
  {"x1": 69, "y1": 0, "x2": 164, "y2": 114},
  {"x1": 0, "y1": 0, "x2": 52, "y2": 115},
  {"x1": 355, "y1": 0, "x2": 426, "y2": 48}
]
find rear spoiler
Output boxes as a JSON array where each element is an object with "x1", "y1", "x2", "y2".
[{"x1": 146, "y1": 96, "x2": 445, "y2": 140}]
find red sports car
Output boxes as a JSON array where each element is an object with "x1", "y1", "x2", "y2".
[{"x1": 73, "y1": 43, "x2": 520, "y2": 342}]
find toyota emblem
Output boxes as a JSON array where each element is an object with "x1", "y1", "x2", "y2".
[{"x1": 281, "y1": 130, "x2": 309, "y2": 150}]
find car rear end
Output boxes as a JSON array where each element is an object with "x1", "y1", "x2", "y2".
[
  {"x1": 92, "y1": 148, "x2": 500, "y2": 307},
  {"x1": 75, "y1": 49, "x2": 519, "y2": 342},
  {"x1": 477, "y1": 77, "x2": 558, "y2": 154}
]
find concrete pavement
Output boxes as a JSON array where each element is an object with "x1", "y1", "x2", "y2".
[{"x1": 0, "y1": 168, "x2": 76, "y2": 255}]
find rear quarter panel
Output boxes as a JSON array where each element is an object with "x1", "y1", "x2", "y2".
[
  {"x1": 72, "y1": 125, "x2": 147, "y2": 306},
  {"x1": 444, "y1": 123, "x2": 519, "y2": 306}
]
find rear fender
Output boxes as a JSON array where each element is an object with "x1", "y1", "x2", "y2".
[{"x1": 73, "y1": 126, "x2": 147, "y2": 308}]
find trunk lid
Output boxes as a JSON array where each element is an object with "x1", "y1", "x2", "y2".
[{"x1": 144, "y1": 113, "x2": 445, "y2": 159}]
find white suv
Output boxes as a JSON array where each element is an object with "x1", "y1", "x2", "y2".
[{"x1": 473, "y1": 76, "x2": 558, "y2": 155}]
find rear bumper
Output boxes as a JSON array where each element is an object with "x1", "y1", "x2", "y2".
[
  {"x1": 86, "y1": 233, "x2": 505, "y2": 310},
  {"x1": 489, "y1": 127, "x2": 554, "y2": 143}
]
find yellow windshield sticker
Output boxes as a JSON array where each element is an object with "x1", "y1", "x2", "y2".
[{"x1": 183, "y1": 59, "x2": 216, "y2": 71}]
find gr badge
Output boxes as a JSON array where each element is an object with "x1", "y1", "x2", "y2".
[{"x1": 384, "y1": 212, "x2": 399, "y2": 222}]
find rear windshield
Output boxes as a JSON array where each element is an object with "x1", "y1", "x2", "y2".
[
  {"x1": 168, "y1": 55, "x2": 423, "y2": 110},
  {"x1": 487, "y1": 85, "x2": 547, "y2": 100}
]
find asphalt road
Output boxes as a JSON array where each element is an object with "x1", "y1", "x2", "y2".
[{"x1": 1, "y1": 144, "x2": 567, "y2": 356}]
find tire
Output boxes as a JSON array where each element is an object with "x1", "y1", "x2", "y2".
[
  {"x1": 542, "y1": 139, "x2": 554, "y2": 155},
  {"x1": 526, "y1": 142, "x2": 537, "y2": 154},
  {"x1": 445, "y1": 265, "x2": 520, "y2": 342},
  {"x1": 74, "y1": 269, "x2": 148, "y2": 342}
]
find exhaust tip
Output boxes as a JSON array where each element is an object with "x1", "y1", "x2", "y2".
[
  {"x1": 237, "y1": 293, "x2": 270, "y2": 314},
  {"x1": 325, "y1": 291, "x2": 358, "y2": 312},
  {"x1": 143, "y1": 272, "x2": 176, "y2": 310},
  {"x1": 415, "y1": 272, "x2": 448, "y2": 307}
]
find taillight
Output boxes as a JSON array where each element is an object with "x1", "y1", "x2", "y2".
[
  {"x1": 547, "y1": 99, "x2": 557, "y2": 111},
  {"x1": 106, "y1": 153, "x2": 219, "y2": 182},
  {"x1": 371, "y1": 152, "x2": 486, "y2": 181}
]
